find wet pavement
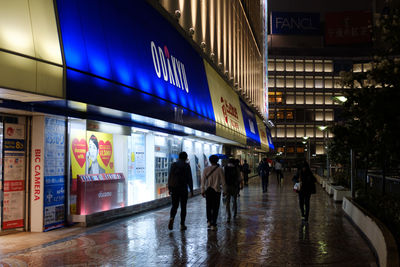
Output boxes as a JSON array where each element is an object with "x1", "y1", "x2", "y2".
[{"x1": 0, "y1": 172, "x2": 377, "y2": 266}]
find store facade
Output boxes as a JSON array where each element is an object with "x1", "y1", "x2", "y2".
[{"x1": 0, "y1": 0, "x2": 272, "y2": 232}]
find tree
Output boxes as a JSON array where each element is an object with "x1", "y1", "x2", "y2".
[{"x1": 330, "y1": 8, "x2": 400, "y2": 173}]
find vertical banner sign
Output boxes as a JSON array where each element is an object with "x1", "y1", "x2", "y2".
[
  {"x1": 3, "y1": 124, "x2": 25, "y2": 229},
  {"x1": 31, "y1": 117, "x2": 45, "y2": 232},
  {"x1": 44, "y1": 117, "x2": 66, "y2": 231}
]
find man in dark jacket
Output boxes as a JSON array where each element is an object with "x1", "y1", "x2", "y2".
[
  {"x1": 241, "y1": 160, "x2": 250, "y2": 186},
  {"x1": 168, "y1": 151, "x2": 193, "y2": 230},
  {"x1": 258, "y1": 158, "x2": 270, "y2": 193}
]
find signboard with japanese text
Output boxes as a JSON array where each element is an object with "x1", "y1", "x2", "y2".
[
  {"x1": 325, "y1": 11, "x2": 372, "y2": 45},
  {"x1": 44, "y1": 117, "x2": 66, "y2": 231},
  {"x1": 203, "y1": 60, "x2": 247, "y2": 145},
  {"x1": 3, "y1": 124, "x2": 25, "y2": 230}
]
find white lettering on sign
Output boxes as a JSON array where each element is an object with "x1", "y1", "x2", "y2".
[
  {"x1": 275, "y1": 17, "x2": 317, "y2": 31},
  {"x1": 151, "y1": 41, "x2": 189, "y2": 93},
  {"x1": 34, "y1": 149, "x2": 41, "y2": 201},
  {"x1": 98, "y1": 191, "x2": 112, "y2": 198}
]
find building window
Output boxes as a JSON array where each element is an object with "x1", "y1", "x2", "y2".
[
  {"x1": 315, "y1": 93, "x2": 324, "y2": 105},
  {"x1": 295, "y1": 60, "x2": 304, "y2": 72},
  {"x1": 296, "y1": 92, "x2": 304, "y2": 104},
  {"x1": 286, "y1": 59, "x2": 294, "y2": 71},
  {"x1": 287, "y1": 126, "x2": 295, "y2": 138}
]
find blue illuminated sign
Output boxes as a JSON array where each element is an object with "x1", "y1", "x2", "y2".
[
  {"x1": 271, "y1": 12, "x2": 320, "y2": 35},
  {"x1": 266, "y1": 128, "x2": 275, "y2": 150},
  {"x1": 56, "y1": 0, "x2": 215, "y2": 133},
  {"x1": 240, "y1": 100, "x2": 260, "y2": 146}
]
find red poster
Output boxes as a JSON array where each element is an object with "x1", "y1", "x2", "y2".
[{"x1": 325, "y1": 11, "x2": 372, "y2": 45}]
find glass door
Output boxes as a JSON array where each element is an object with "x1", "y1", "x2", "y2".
[
  {"x1": 1, "y1": 120, "x2": 26, "y2": 231},
  {"x1": 0, "y1": 122, "x2": 3, "y2": 227}
]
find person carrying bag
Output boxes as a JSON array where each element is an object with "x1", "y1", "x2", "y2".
[
  {"x1": 201, "y1": 155, "x2": 225, "y2": 230},
  {"x1": 293, "y1": 160, "x2": 317, "y2": 223}
]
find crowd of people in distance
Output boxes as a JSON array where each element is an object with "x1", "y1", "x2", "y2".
[{"x1": 167, "y1": 152, "x2": 316, "y2": 230}]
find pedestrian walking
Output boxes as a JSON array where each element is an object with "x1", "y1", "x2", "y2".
[
  {"x1": 168, "y1": 152, "x2": 194, "y2": 230},
  {"x1": 241, "y1": 160, "x2": 250, "y2": 186},
  {"x1": 234, "y1": 159, "x2": 243, "y2": 197},
  {"x1": 224, "y1": 158, "x2": 242, "y2": 222},
  {"x1": 201, "y1": 154, "x2": 225, "y2": 230},
  {"x1": 293, "y1": 160, "x2": 316, "y2": 224},
  {"x1": 274, "y1": 159, "x2": 283, "y2": 185},
  {"x1": 258, "y1": 158, "x2": 270, "y2": 193}
]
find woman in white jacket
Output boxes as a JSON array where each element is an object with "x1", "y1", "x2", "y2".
[{"x1": 201, "y1": 155, "x2": 225, "y2": 230}]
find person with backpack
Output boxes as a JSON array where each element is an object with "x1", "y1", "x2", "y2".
[
  {"x1": 201, "y1": 155, "x2": 225, "y2": 230},
  {"x1": 258, "y1": 158, "x2": 270, "y2": 193},
  {"x1": 241, "y1": 160, "x2": 250, "y2": 186},
  {"x1": 168, "y1": 152, "x2": 193, "y2": 230},
  {"x1": 224, "y1": 158, "x2": 242, "y2": 222}
]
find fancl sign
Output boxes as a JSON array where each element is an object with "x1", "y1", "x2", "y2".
[{"x1": 271, "y1": 12, "x2": 320, "y2": 35}]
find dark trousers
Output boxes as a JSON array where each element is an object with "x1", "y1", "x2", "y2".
[
  {"x1": 261, "y1": 175, "x2": 269, "y2": 192},
  {"x1": 225, "y1": 193, "x2": 237, "y2": 218},
  {"x1": 276, "y1": 170, "x2": 283, "y2": 184},
  {"x1": 298, "y1": 192, "x2": 311, "y2": 220},
  {"x1": 170, "y1": 189, "x2": 188, "y2": 225},
  {"x1": 243, "y1": 173, "x2": 249, "y2": 185},
  {"x1": 205, "y1": 188, "x2": 221, "y2": 226}
]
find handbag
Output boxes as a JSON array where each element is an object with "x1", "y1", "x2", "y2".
[
  {"x1": 293, "y1": 182, "x2": 301, "y2": 192},
  {"x1": 204, "y1": 166, "x2": 219, "y2": 195}
]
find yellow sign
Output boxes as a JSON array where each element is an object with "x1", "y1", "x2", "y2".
[
  {"x1": 256, "y1": 116, "x2": 269, "y2": 152},
  {"x1": 203, "y1": 60, "x2": 246, "y2": 144},
  {"x1": 70, "y1": 128, "x2": 87, "y2": 180}
]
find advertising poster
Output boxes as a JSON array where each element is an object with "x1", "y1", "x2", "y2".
[
  {"x1": 44, "y1": 117, "x2": 66, "y2": 231},
  {"x1": 203, "y1": 60, "x2": 247, "y2": 145},
  {"x1": 3, "y1": 124, "x2": 25, "y2": 229},
  {"x1": 70, "y1": 128, "x2": 87, "y2": 214},
  {"x1": 256, "y1": 116, "x2": 269, "y2": 152},
  {"x1": 86, "y1": 131, "x2": 114, "y2": 174},
  {"x1": 132, "y1": 134, "x2": 146, "y2": 182}
]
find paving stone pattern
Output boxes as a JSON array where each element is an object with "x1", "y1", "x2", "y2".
[{"x1": 0, "y1": 172, "x2": 377, "y2": 266}]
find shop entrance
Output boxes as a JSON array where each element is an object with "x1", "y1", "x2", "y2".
[{"x1": 0, "y1": 116, "x2": 27, "y2": 232}]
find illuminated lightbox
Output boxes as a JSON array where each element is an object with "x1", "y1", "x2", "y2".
[{"x1": 77, "y1": 173, "x2": 125, "y2": 215}]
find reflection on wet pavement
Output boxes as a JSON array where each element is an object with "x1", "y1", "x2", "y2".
[{"x1": 0, "y1": 173, "x2": 377, "y2": 266}]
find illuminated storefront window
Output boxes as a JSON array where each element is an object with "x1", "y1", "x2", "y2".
[{"x1": 69, "y1": 119, "x2": 222, "y2": 215}]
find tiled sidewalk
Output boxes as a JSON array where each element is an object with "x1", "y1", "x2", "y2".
[{"x1": 0, "y1": 173, "x2": 377, "y2": 266}]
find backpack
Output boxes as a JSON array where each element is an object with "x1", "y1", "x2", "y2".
[{"x1": 225, "y1": 166, "x2": 237, "y2": 186}]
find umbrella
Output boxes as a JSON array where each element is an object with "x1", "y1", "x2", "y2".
[{"x1": 214, "y1": 154, "x2": 228, "y2": 159}]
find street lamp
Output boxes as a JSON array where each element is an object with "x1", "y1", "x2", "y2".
[
  {"x1": 302, "y1": 136, "x2": 310, "y2": 163},
  {"x1": 332, "y1": 96, "x2": 348, "y2": 104},
  {"x1": 317, "y1": 126, "x2": 329, "y2": 179}
]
